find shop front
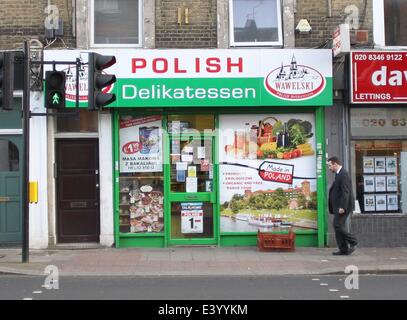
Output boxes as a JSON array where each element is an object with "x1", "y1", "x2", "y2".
[
  {"x1": 348, "y1": 51, "x2": 407, "y2": 246},
  {"x1": 110, "y1": 49, "x2": 333, "y2": 248}
]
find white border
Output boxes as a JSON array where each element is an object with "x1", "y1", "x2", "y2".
[
  {"x1": 0, "y1": 129, "x2": 23, "y2": 135},
  {"x1": 350, "y1": 51, "x2": 407, "y2": 104},
  {"x1": 229, "y1": 0, "x2": 283, "y2": 47},
  {"x1": 373, "y1": 0, "x2": 407, "y2": 49},
  {"x1": 90, "y1": 0, "x2": 143, "y2": 48}
]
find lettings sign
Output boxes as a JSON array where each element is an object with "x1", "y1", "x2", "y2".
[
  {"x1": 43, "y1": 49, "x2": 333, "y2": 107},
  {"x1": 351, "y1": 51, "x2": 407, "y2": 104}
]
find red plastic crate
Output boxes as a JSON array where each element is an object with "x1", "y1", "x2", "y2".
[{"x1": 257, "y1": 229, "x2": 296, "y2": 252}]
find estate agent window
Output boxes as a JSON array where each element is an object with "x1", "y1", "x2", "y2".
[
  {"x1": 91, "y1": 0, "x2": 142, "y2": 47},
  {"x1": 350, "y1": 108, "x2": 407, "y2": 214},
  {"x1": 229, "y1": 0, "x2": 283, "y2": 46}
]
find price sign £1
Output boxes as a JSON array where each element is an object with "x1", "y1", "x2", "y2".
[{"x1": 181, "y1": 202, "x2": 204, "y2": 234}]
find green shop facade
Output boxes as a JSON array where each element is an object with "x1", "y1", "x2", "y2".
[
  {"x1": 54, "y1": 48, "x2": 333, "y2": 248},
  {"x1": 110, "y1": 48, "x2": 332, "y2": 248}
]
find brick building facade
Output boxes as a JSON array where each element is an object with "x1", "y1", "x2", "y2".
[{"x1": 1, "y1": 0, "x2": 406, "y2": 249}]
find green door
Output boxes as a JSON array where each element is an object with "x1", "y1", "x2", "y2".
[
  {"x1": 0, "y1": 136, "x2": 22, "y2": 245},
  {"x1": 166, "y1": 116, "x2": 218, "y2": 246}
]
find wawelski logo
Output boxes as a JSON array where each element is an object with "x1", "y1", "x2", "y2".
[{"x1": 264, "y1": 55, "x2": 325, "y2": 100}]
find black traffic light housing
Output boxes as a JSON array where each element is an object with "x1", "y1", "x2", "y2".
[
  {"x1": 44, "y1": 70, "x2": 66, "y2": 109},
  {"x1": 0, "y1": 51, "x2": 15, "y2": 110},
  {"x1": 88, "y1": 53, "x2": 116, "y2": 110}
]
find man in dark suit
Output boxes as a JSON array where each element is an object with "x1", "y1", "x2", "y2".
[{"x1": 328, "y1": 156, "x2": 358, "y2": 255}]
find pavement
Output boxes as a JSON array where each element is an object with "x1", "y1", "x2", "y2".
[{"x1": 1, "y1": 246, "x2": 407, "y2": 276}]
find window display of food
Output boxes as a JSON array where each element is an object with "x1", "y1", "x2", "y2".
[
  {"x1": 119, "y1": 175, "x2": 164, "y2": 234},
  {"x1": 224, "y1": 117, "x2": 315, "y2": 160}
]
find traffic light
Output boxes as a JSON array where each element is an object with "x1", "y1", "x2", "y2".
[
  {"x1": 44, "y1": 70, "x2": 66, "y2": 109},
  {"x1": 0, "y1": 51, "x2": 14, "y2": 110},
  {"x1": 88, "y1": 53, "x2": 116, "y2": 110}
]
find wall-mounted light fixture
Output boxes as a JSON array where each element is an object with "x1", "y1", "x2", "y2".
[{"x1": 295, "y1": 19, "x2": 312, "y2": 34}]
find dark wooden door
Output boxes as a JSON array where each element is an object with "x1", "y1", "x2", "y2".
[{"x1": 56, "y1": 139, "x2": 100, "y2": 243}]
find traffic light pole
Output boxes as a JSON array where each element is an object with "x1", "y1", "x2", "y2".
[{"x1": 22, "y1": 41, "x2": 30, "y2": 263}]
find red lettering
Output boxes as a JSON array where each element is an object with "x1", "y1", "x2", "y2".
[
  {"x1": 227, "y1": 57, "x2": 243, "y2": 73},
  {"x1": 206, "y1": 57, "x2": 221, "y2": 73},
  {"x1": 131, "y1": 58, "x2": 147, "y2": 73},
  {"x1": 152, "y1": 58, "x2": 168, "y2": 73},
  {"x1": 195, "y1": 58, "x2": 200, "y2": 73},
  {"x1": 174, "y1": 58, "x2": 187, "y2": 73}
]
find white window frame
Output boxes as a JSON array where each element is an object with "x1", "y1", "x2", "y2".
[
  {"x1": 229, "y1": 0, "x2": 283, "y2": 47},
  {"x1": 90, "y1": 0, "x2": 143, "y2": 48},
  {"x1": 373, "y1": 0, "x2": 407, "y2": 49}
]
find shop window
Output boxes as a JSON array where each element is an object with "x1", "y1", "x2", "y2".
[
  {"x1": 0, "y1": 140, "x2": 19, "y2": 172},
  {"x1": 350, "y1": 108, "x2": 407, "y2": 214},
  {"x1": 229, "y1": 0, "x2": 283, "y2": 47},
  {"x1": 351, "y1": 140, "x2": 407, "y2": 214},
  {"x1": 219, "y1": 114, "x2": 318, "y2": 233},
  {"x1": 56, "y1": 110, "x2": 98, "y2": 133},
  {"x1": 91, "y1": 0, "x2": 142, "y2": 47},
  {"x1": 167, "y1": 115, "x2": 215, "y2": 134},
  {"x1": 118, "y1": 115, "x2": 164, "y2": 234},
  {"x1": 384, "y1": 0, "x2": 407, "y2": 46}
]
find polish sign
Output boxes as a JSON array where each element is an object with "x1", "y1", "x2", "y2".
[
  {"x1": 44, "y1": 49, "x2": 332, "y2": 107},
  {"x1": 351, "y1": 51, "x2": 407, "y2": 103},
  {"x1": 258, "y1": 161, "x2": 294, "y2": 184}
]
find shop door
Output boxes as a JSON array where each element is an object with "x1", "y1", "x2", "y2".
[
  {"x1": 56, "y1": 139, "x2": 100, "y2": 243},
  {"x1": 168, "y1": 132, "x2": 217, "y2": 246},
  {"x1": 0, "y1": 136, "x2": 22, "y2": 245}
]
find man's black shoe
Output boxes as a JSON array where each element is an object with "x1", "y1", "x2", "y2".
[
  {"x1": 332, "y1": 251, "x2": 348, "y2": 256},
  {"x1": 347, "y1": 246, "x2": 356, "y2": 255}
]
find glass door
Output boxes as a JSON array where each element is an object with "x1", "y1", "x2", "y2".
[{"x1": 166, "y1": 115, "x2": 217, "y2": 245}]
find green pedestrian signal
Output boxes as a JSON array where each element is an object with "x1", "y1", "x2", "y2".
[
  {"x1": 51, "y1": 92, "x2": 62, "y2": 105},
  {"x1": 45, "y1": 70, "x2": 65, "y2": 109}
]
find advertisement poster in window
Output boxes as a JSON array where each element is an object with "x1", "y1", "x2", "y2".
[
  {"x1": 374, "y1": 157, "x2": 386, "y2": 173},
  {"x1": 375, "y1": 194, "x2": 387, "y2": 211},
  {"x1": 363, "y1": 157, "x2": 375, "y2": 173},
  {"x1": 386, "y1": 157, "x2": 397, "y2": 173},
  {"x1": 364, "y1": 195, "x2": 376, "y2": 212},
  {"x1": 363, "y1": 176, "x2": 375, "y2": 193},
  {"x1": 386, "y1": 176, "x2": 398, "y2": 192},
  {"x1": 181, "y1": 203, "x2": 204, "y2": 234},
  {"x1": 375, "y1": 176, "x2": 387, "y2": 192},
  {"x1": 387, "y1": 194, "x2": 399, "y2": 211},
  {"x1": 219, "y1": 114, "x2": 317, "y2": 232},
  {"x1": 119, "y1": 116, "x2": 162, "y2": 173}
]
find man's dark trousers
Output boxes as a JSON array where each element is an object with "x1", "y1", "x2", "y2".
[{"x1": 333, "y1": 212, "x2": 357, "y2": 253}]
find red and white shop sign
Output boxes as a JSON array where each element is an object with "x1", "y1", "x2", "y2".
[
  {"x1": 258, "y1": 161, "x2": 294, "y2": 185},
  {"x1": 351, "y1": 51, "x2": 407, "y2": 104}
]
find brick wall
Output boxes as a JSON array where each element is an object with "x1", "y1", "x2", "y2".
[
  {"x1": 351, "y1": 215, "x2": 407, "y2": 247},
  {"x1": 0, "y1": 0, "x2": 75, "y2": 50},
  {"x1": 294, "y1": 0, "x2": 373, "y2": 48},
  {"x1": 155, "y1": 0, "x2": 217, "y2": 48}
]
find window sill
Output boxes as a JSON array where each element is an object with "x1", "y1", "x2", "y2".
[{"x1": 352, "y1": 212, "x2": 407, "y2": 217}]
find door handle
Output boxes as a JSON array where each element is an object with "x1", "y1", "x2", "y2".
[{"x1": 0, "y1": 197, "x2": 10, "y2": 203}]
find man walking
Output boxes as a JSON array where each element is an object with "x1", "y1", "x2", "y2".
[{"x1": 328, "y1": 156, "x2": 358, "y2": 255}]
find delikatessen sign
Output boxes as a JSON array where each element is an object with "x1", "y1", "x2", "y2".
[
  {"x1": 44, "y1": 49, "x2": 333, "y2": 107},
  {"x1": 351, "y1": 51, "x2": 407, "y2": 104}
]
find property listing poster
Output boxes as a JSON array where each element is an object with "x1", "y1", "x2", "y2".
[
  {"x1": 219, "y1": 114, "x2": 318, "y2": 233},
  {"x1": 119, "y1": 116, "x2": 163, "y2": 173}
]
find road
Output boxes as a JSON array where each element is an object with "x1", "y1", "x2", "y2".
[{"x1": 0, "y1": 274, "x2": 406, "y2": 300}]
